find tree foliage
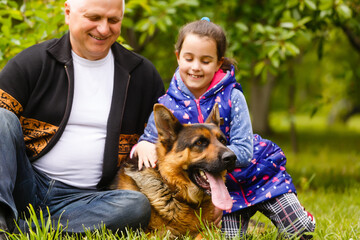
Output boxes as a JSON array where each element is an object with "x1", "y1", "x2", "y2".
[
  {"x1": 0, "y1": 0, "x2": 66, "y2": 67},
  {"x1": 0, "y1": 0, "x2": 358, "y2": 134}
]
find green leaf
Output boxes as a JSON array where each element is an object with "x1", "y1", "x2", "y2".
[
  {"x1": 9, "y1": 9, "x2": 23, "y2": 20},
  {"x1": 254, "y1": 61, "x2": 266, "y2": 76},
  {"x1": 279, "y1": 31, "x2": 296, "y2": 40},
  {"x1": 173, "y1": 0, "x2": 199, "y2": 7},
  {"x1": 318, "y1": 0, "x2": 333, "y2": 11},
  {"x1": 157, "y1": 20, "x2": 167, "y2": 32},
  {"x1": 297, "y1": 16, "x2": 312, "y2": 26},
  {"x1": 320, "y1": 9, "x2": 332, "y2": 19},
  {"x1": 280, "y1": 22, "x2": 294, "y2": 29},
  {"x1": 148, "y1": 23, "x2": 155, "y2": 36},
  {"x1": 336, "y1": 4, "x2": 352, "y2": 21},
  {"x1": 299, "y1": 1, "x2": 305, "y2": 11},
  {"x1": 135, "y1": 19, "x2": 150, "y2": 32},
  {"x1": 304, "y1": 0, "x2": 317, "y2": 11},
  {"x1": 270, "y1": 55, "x2": 280, "y2": 68},
  {"x1": 235, "y1": 22, "x2": 249, "y2": 32},
  {"x1": 285, "y1": 42, "x2": 300, "y2": 56},
  {"x1": 1, "y1": 25, "x2": 10, "y2": 37},
  {"x1": 253, "y1": 23, "x2": 265, "y2": 34},
  {"x1": 286, "y1": 0, "x2": 299, "y2": 8},
  {"x1": 10, "y1": 38, "x2": 21, "y2": 45},
  {"x1": 267, "y1": 44, "x2": 280, "y2": 57}
]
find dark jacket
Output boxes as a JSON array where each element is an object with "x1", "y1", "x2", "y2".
[{"x1": 0, "y1": 32, "x2": 165, "y2": 188}]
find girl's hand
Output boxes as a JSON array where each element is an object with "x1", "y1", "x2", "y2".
[{"x1": 132, "y1": 141, "x2": 158, "y2": 170}]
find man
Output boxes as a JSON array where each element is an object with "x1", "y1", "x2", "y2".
[{"x1": 0, "y1": 0, "x2": 164, "y2": 237}]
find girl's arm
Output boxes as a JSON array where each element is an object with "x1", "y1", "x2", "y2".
[
  {"x1": 227, "y1": 88, "x2": 254, "y2": 168},
  {"x1": 133, "y1": 112, "x2": 159, "y2": 170}
]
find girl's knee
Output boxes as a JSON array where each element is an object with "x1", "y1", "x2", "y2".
[{"x1": 280, "y1": 210, "x2": 316, "y2": 239}]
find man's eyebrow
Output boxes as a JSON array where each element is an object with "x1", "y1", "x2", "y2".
[
  {"x1": 83, "y1": 13, "x2": 100, "y2": 18},
  {"x1": 83, "y1": 13, "x2": 121, "y2": 20}
]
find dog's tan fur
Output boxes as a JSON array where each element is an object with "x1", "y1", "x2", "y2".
[{"x1": 115, "y1": 103, "x2": 235, "y2": 238}]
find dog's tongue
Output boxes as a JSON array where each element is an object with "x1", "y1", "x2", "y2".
[{"x1": 205, "y1": 171, "x2": 233, "y2": 211}]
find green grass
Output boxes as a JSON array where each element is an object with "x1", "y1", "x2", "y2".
[
  {"x1": 1, "y1": 113, "x2": 359, "y2": 239},
  {"x1": 266, "y1": 112, "x2": 360, "y2": 239}
]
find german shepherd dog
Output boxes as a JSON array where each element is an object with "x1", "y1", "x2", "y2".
[{"x1": 115, "y1": 103, "x2": 236, "y2": 238}]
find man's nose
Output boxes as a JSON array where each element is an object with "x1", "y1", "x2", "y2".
[{"x1": 97, "y1": 20, "x2": 110, "y2": 36}]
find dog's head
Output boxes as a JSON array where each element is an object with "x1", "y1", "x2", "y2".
[{"x1": 153, "y1": 103, "x2": 236, "y2": 211}]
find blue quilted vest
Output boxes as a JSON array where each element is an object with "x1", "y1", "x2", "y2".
[{"x1": 158, "y1": 65, "x2": 241, "y2": 141}]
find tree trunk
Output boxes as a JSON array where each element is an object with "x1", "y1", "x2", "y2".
[
  {"x1": 250, "y1": 71, "x2": 276, "y2": 135},
  {"x1": 288, "y1": 81, "x2": 298, "y2": 153}
]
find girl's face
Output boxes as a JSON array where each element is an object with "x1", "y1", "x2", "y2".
[{"x1": 176, "y1": 33, "x2": 223, "y2": 99}]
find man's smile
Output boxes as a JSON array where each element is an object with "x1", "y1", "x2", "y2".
[{"x1": 89, "y1": 33, "x2": 107, "y2": 40}]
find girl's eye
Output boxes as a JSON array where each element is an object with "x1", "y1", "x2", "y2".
[
  {"x1": 201, "y1": 58, "x2": 212, "y2": 64},
  {"x1": 185, "y1": 58, "x2": 192, "y2": 62}
]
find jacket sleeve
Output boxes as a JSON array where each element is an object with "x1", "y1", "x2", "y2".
[
  {"x1": 227, "y1": 88, "x2": 254, "y2": 168},
  {"x1": 0, "y1": 43, "x2": 45, "y2": 117},
  {"x1": 0, "y1": 55, "x2": 30, "y2": 116},
  {"x1": 138, "y1": 111, "x2": 158, "y2": 143}
]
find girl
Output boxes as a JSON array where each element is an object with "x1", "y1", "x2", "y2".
[{"x1": 133, "y1": 19, "x2": 315, "y2": 239}]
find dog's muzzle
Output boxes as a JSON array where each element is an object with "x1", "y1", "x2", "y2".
[{"x1": 222, "y1": 150, "x2": 236, "y2": 172}]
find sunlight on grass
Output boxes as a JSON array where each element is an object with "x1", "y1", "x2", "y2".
[
  {"x1": 270, "y1": 111, "x2": 360, "y2": 134},
  {"x1": 346, "y1": 114, "x2": 360, "y2": 132}
]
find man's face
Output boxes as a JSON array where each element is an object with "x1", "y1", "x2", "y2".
[{"x1": 65, "y1": 0, "x2": 123, "y2": 60}]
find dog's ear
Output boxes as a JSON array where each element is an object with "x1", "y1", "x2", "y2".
[
  {"x1": 205, "y1": 103, "x2": 221, "y2": 127},
  {"x1": 153, "y1": 104, "x2": 183, "y2": 147}
]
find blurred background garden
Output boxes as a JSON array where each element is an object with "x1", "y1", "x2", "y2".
[{"x1": 0, "y1": 0, "x2": 359, "y2": 238}]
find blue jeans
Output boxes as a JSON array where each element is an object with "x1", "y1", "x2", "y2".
[{"x1": 0, "y1": 108, "x2": 151, "y2": 233}]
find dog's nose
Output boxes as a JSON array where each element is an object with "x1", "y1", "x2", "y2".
[{"x1": 222, "y1": 150, "x2": 236, "y2": 172}]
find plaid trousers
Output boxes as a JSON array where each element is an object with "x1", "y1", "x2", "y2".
[{"x1": 221, "y1": 193, "x2": 315, "y2": 239}]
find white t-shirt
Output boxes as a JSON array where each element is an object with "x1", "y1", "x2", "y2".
[{"x1": 33, "y1": 50, "x2": 114, "y2": 189}]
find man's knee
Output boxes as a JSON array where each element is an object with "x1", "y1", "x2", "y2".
[
  {"x1": 131, "y1": 191, "x2": 151, "y2": 226},
  {"x1": 0, "y1": 108, "x2": 18, "y2": 122},
  {"x1": 0, "y1": 108, "x2": 22, "y2": 135},
  {"x1": 106, "y1": 190, "x2": 151, "y2": 232}
]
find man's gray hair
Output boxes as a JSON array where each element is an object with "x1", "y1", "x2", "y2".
[{"x1": 66, "y1": 0, "x2": 126, "y2": 17}]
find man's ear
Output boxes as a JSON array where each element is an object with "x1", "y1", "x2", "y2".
[
  {"x1": 153, "y1": 104, "x2": 183, "y2": 150},
  {"x1": 205, "y1": 103, "x2": 221, "y2": 127},
  {"x1": 64, "y1": 1, "x2": 71, "y2": 25}
]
